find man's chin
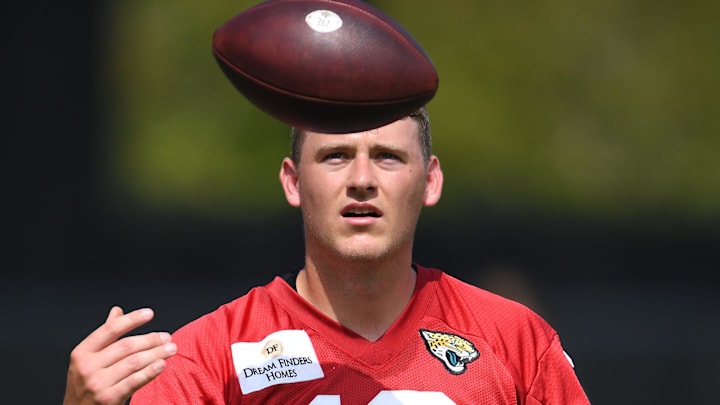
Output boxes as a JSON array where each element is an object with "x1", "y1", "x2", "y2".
[{"x1": 335, "y1": 241, "x2": 390, "y2": 263}]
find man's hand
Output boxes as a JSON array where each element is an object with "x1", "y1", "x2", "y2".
[{"x1": 63, "y1": 306, "x2": 177, "y2": 405}]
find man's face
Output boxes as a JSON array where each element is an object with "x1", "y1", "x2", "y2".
[{"x1": 280, "y1": 117, "x2": 443, "y2": 263}]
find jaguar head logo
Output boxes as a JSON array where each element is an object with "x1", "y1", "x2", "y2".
[{"x1": 420, "y1": 329, "x2": 479, "y2": 375}]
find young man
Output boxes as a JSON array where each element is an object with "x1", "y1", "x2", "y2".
[{"x1": 63, "y1": 109, "x2": 590, "y2": 404}]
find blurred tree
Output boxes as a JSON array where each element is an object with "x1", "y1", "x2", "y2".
[{"x1": 100, "y1": 0, "x2": 720, "y2": 221}]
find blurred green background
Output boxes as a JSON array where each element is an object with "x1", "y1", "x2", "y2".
[{"x1": 102, "y1": 0, "x2": 719, "y2": 221}]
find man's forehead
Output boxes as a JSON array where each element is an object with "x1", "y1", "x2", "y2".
[
  {"x1": 307, "y1": 118, "x2": 416, "y2": 139},
  {"x1": 307, "y1": 127, "x2": 380, "y2": 138},
  {"x1": 303, "y1": 129, "x2": 417, "y2": 150}
]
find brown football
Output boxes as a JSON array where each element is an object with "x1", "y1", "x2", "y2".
[{"x1": 212, "y1": 0, "x2": 438, "y2": 134}]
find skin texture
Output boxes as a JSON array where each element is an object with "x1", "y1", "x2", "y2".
[{"x1": 279, "y1": 117, "x2": 443, "y2": 341}]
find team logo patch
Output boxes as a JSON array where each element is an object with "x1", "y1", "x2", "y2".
[
  {"x1": 231, "y1": 330, "x2": 324, "y2": 394},
  {"x1": 420, "y1": 329, "x2": 479, "y2": 375}
]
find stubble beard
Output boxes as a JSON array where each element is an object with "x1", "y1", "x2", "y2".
[{"x1": 303, "y1": 216, "x2": 415, "y2": 266}]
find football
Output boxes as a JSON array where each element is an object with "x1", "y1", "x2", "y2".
[{"x1": 212, "y1": 0, "x2": 438, "y2": 134}]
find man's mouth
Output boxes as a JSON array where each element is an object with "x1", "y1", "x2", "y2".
[{"x1": 342, "y1": 208, "x2": 380, "y2": 218}]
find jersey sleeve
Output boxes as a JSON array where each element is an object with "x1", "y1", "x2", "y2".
[
  {"x1": 524, "y1": 334, "x2": 591, "y2": 404},
  {"x1": 128, "y1": 301, "x2": 244, "y2": 405},
  {"x1": 129, "y1": 353, "x2": 227, "y2": 405}
]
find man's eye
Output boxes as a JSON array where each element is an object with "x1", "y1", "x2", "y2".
[
  {"x1": 323, "y1": 152, "x2": 344, "y2": 161},
  {"x1": 377, "y1": 152, "x2": 400, "y2": 160}
]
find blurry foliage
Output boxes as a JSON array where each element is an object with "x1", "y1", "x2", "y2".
[{"x1": 100, "y1": 0, "x2": 720, "y2": 220}]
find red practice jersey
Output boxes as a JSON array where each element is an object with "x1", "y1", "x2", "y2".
[{"x1": 131, "y1": 265, "x2": 590, "y2": 404}]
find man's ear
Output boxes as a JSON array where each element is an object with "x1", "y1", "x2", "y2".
[
  {"x1": 279, "y1": 157, "x2": 301, "y2": 207},
  {"x1": 423, "y1": 155, "x2": 443, "y2": 207}
]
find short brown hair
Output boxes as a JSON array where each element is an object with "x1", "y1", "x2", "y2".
[{"x1": 289, "y1": 107, "x2": 432, "y2": 166}]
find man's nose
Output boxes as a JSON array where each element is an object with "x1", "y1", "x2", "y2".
[{"x1": 346, "y1": 155, "x2": 377, "y2": 194}]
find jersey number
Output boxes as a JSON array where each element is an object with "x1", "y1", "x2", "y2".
[{"x1": 309, "y1": 391, "x2": 455, "y2": 404}]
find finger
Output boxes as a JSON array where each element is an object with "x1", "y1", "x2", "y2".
[
  {"x1": 106, "y1": 305, "x2": 124, "y2": 322},
  {"x1": 108, "y1": 337, "x2": 177, "y2": 379},
  {"x1": 95, "y1": 339, "x2": 177, "y2": 398},
  {"x1": 79, "y1": 308, "x2": 155, "y2": 353},
  {"x1": 98, "y1": 331, "x2": 174, "y2": 368},
  {"x1": 101, "y1": 358, "x2": 169, "y2": 404},
  {"x1": 66, "y1": 333, "x2": 175, "y2": 405}
]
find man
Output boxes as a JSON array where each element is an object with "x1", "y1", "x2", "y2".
[{"x1": 64, "y1": 109, "x2": 591, "y2": 404}]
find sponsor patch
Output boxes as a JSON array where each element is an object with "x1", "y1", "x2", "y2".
[{"x1": 231, "y1": 330, "x2": 324, "y2": 394}]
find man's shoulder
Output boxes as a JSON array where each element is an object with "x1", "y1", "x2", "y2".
[
  {"x1": 421, "y1": 266, "x2": 560, "y2": 370},
  {"x1": 420, "y1": 266, "x2": 531, "y2": 309},
  {"x1": 171, "y1": 276, "x2": 289, "y2": 344},
  {"x1": 419, "y1": 265, "x2": 554, "y2": 335}
]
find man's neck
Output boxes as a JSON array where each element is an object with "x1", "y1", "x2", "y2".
[{"x1": 296, "y1": 258, "x2": 417, "y2": 342}]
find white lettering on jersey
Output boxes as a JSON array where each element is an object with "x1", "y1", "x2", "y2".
[
  {"x1": 310, "y1": 395, "x2": 340, "y2": 404},
  {"x1": 309, "y1": 391, "x2": 455, "y2": 404},
  {"x1": 563, "y1": 350, "x2": 575, "y2": 368},
  {"x1": 231, "y1": 330, "x2": 324, "y2": 394},
  {"x1": 369, "y1": 391, "x2": 455, "y2": 404}
]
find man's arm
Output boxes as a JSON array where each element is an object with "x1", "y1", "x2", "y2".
[{"x1": 63, "y1": 306, "x2": 177, "y2": 405}]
